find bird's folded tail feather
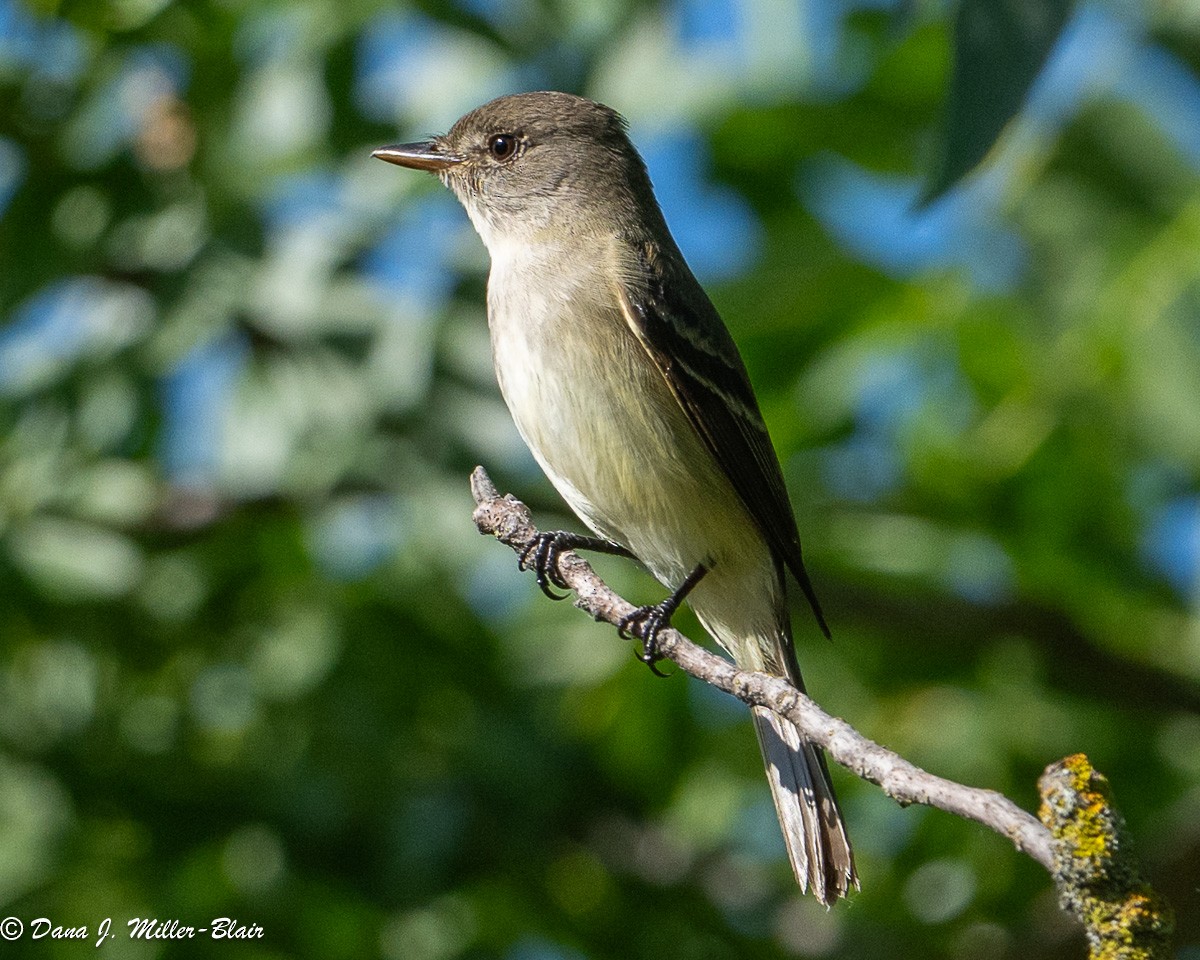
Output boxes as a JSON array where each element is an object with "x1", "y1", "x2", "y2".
[{"x1": 752, "y1": 706, "x2": 857, "y2": 905}]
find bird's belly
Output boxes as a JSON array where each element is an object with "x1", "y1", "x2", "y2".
[{"x1": 489, "y1": 294, "x2": 766, "y2": 593}]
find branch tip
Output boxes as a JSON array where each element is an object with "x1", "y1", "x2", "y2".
[
  {"x1": 470, "y1": 465, "x2": 499, "y2": 504},
  {"x1": 466, "y1": 471, "x2": 1170, "y2": 955}
]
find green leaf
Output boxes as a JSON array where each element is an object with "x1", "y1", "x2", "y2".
[{"x1": 923, "y1": 0, "x2": 1074, "y2": 202}]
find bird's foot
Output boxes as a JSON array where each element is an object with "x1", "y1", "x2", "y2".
[
  {"x1": 618, "y1": 564, "x2": 708, "y2": 677},
  {"x1": 517, "y1": 532, "x2": 632, "y2": 601},
  {"x1": 618, "y1": 603, "x2": 677, "y2": 677}
]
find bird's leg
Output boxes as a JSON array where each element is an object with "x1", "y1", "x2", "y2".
[
  {"x1": 619, "y1": 564, "x2": 708, "y2": 677},
  {"x1": 518, "y1": 532, "x2": 634, "y2": 600}
]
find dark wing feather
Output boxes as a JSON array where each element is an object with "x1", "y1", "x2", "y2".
[{"x1": 615, "y1": 240, "x2": 830, "y2": 638}]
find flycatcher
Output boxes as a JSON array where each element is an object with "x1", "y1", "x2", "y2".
[{"x1": 374, "y1": 91, "x2": 856, "y2": 902}]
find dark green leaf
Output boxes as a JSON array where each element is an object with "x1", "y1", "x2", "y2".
[{"x1": 924, "y1": 0, "x2": 1074, "y2": 202}]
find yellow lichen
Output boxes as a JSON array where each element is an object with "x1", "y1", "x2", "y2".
[{"x1": 1038, "y1": 754, "x2": 1174, "y2": 960}]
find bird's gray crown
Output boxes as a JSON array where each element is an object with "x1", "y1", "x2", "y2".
[{"x1": 431, "y1": 91, "x2": 660, "y2": 239}]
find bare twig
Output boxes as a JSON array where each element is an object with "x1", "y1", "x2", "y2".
[
  {"x1": 469, "y1": 467, "x2": 1176, "y2": 955},
  {"x1": 470, "y1": 466, "x2": 1052, "y2": 868}
]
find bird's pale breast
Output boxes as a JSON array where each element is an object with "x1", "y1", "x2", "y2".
[{"x1": 485, "y1": 238, "x2": 783, "y2": 661}]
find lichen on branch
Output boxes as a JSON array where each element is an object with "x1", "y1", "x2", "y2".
[
  {"x1": 469, "y1": 466, "x2": 1173, "y2": 955},
  {"x1": 1039, "y1": 755, "x2": 1175, "y2": 960}
]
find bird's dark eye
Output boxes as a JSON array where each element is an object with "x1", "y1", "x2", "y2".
[{"x1": 488, "y1": 134, "x2": 518, "y2": 161}]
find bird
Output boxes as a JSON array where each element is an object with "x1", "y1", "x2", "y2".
[{"x1": 373, "y1": 91, "x2": 856, "y2": 902}]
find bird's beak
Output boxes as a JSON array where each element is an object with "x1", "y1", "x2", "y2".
[{"x1": 371, "y1": 140, "x2": 463, "y2": 172}]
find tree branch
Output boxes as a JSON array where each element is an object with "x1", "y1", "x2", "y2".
[
  {"x1": 1039, "y1": 756, "x2": 1175, "y2": 959},
  {"x1": 470, "y1": 466, "x2": 1051, "y2": 865},
  {"x1": 469, "y1": 466, "x2": 1173, "y2": 955}
]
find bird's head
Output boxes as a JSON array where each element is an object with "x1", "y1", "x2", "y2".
[{"x1": 373, "y1": 91, "x2": 655, "y2": 246}]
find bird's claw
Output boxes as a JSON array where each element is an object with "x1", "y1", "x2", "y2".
[
  {"x1": 518, "y1": 532, "x2": 572, "y2": 600},
  {"x1": 617, "y1": 564, "x2": 706, "y2": 677},
  {"x1": 619, "y1": 604, "x2": 673, "y2": 677}
]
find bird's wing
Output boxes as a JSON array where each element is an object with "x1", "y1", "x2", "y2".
[{"x1": 614, "y1": 238, "x2": 830, "y2": 638}]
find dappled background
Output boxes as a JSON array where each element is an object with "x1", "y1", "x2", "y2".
[{"x1": 2, "y1": 0, "x2": 1199, "y2": 957}]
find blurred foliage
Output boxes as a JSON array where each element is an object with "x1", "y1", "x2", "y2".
[{"x1": 1, "y1": 0, "x2": 1198, "y2": 959}]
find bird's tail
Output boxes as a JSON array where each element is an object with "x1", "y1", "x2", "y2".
[{"x1": 752, "y1": 705, "x2": 857, "y2": 904}]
